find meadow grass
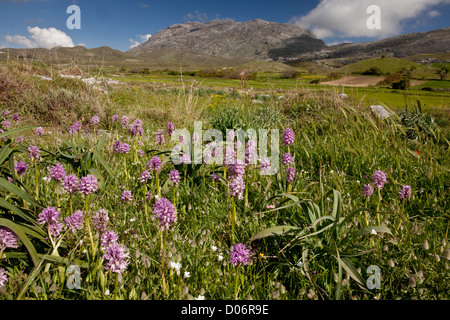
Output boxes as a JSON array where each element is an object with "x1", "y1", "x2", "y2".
[{"x1": 0, "y1": 60, "x2": 449, "y2": 300}]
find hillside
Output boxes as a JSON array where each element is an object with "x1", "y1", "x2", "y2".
[{"x1": 128, "y1": 19, "x2": 326, "y2": 61}]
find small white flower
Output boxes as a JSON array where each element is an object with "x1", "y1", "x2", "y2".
[
  {"x1": 371, "y1": 229, "x2": 378, "y2": 235},
  {"x1": 330, "y1": 170, "x2": 334, "y2": 174},
  {"x1": 105, "y1": 289, "x2": 110, "y2": 295},
  {"x1": 357, "y1": 180, "x2": 360, "y2": 184},
  {"x1": 42, "y1": 177, "x2": 50, "y2": 183},
  {"x1": 184, "y1": 271, "x2": 191, "y2": 278},
  {"x1": 195, "y1": 295, "x2": 205, "y2": 300},
  {"x1": 155, "y1": 194, "x2": 160, "y2": 200},
  {"x1": 130, "y1": 217, "x2": 136, "y2": 222},
  {"x1": 218, "y1": 254, "x2": 224, "y2": 261},
  {"x1": 297, "y1": 260, "x2": 303, "y2": 267},
  {"x1": 169, "y1": 261, "x2": 182, "y2": 272},
  {"x1": 211, "y1": 245, "x2": 218, "y2": 252}
]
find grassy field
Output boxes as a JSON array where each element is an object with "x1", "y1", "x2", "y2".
[{"x1": 0, "y1": 60, "x2": 449, "y2": 301}]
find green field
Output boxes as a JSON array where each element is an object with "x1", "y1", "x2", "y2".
[{"x1": 0, "y1": 59, "x2": 449, "y2": 301}]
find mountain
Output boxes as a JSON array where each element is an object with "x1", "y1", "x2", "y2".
[
  {"x1": 287, "y1": 27, "x2": 450, "y2": 64},
  {"x1": 1, "y1": 21, "x2": 449, "y2": 69},
  {"x1": 128, "y1": 19, "x2": 326, "y2": 61}
]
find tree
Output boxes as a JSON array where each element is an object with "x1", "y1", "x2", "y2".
[{"x1": 436, "y1": 66, "x2": 449, "y2": 81}]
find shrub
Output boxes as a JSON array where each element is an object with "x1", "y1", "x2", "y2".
[
  {"x1": 280, "y1": 69, "x2": 300, "y2": 79},
  {"x1": 362, "y1": 66, "x2": 383, "y2": 76}
]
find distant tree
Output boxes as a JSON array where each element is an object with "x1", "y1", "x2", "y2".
[
  {"x1": 436, "y1": 66, "x2": 449, "y2": 81},
  {"x1": 362, "y1": 67, "x2": 382, "y2": 76}
]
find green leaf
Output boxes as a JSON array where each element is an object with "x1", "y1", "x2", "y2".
[
  {"x1": 92, "y1": 150, "x2": 116, "y2": 181},
  {"x1": 0, "y1": 218, "x2": 40, "y2": 266},
  {"x1": 0, "y1": 125, "x2": 41, "y2": 140},
  {"x1": 248, "y1": 225, "x2": 300, "y2": 242},
  {"x1": 338, "y1": 257, "x2": 366, "y2": 288},
  {"x1": 0, "y1": 177, "x2": 43, "y2": 208},
  {"x1": 0, "y1": 142, "x2": 12, "y2": 166},
  {"x1": 349, "y1": 226, "x2": 393, "y2": 239},
  {"x1": 0, "y1": 197, "x2": 40, "y2": 226}
]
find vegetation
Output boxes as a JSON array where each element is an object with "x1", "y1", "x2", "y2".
[{"x1": 0, "y1": 59, "x2": 449, "y2": 301}]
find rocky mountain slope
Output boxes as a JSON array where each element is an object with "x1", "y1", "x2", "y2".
[{"x1": 128, "y1": 19, "x2": 326, "y2": 61}]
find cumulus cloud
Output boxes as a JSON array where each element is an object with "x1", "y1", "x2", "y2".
[
  {"x1": 129, "y1": 34, "x2": 152, "y2": 49},
  {"x1": 290, "y1": 0, "x2": 450, "y2": 39},
  {"x1": 5, "y1": 26, "x2": 74, "y2": 49}
]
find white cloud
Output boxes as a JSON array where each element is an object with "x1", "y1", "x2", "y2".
[
  {"x1": 5, "y1": 26, "x2": 74, "y2": 49},
  {"x1": 428, "y1": 10, "x2": 441, "y2": 17},
  {"x1": 291, "y1": 0, "x2": 450, "y2": 39},
  {"x1": 183, "y1": 11, "x2": 208, "y2": 23},
  {"x1": 129, "y1": 34, "x2": 151, "y2": 49}
]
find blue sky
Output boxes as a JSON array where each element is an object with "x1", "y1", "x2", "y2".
[{"x1": 1, "y1": 0, "x2": 449, "y2": 51}]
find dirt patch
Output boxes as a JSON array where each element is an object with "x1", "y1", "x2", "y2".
[{"x1": 321, "y1": 76, "x2": 385, "y2": 87}]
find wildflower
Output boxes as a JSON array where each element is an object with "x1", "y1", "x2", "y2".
[
  {"x1": 0, "y1": 268, "x2": 8, "y2": 287},
  {"x1": 180, "y1": 153, "x2": 191, "y2": 164},
  {"x1": 245, "y1": 139, "x2": 258, "y2": 165},
  {"x1": 228, "y1": 175, "x2": 245, "y2": 200},
  {"x1": 166, "y1": 122, "x2": 175, "y2": 136},
  {"x1": 11, "y1": 113, "x2": 20, "y2": 122},
  {"x1": 121, "y1": 116, "x2": 129, "y2": 129},
  {"x1": 78, "y1": 174, "x2": 98, "y2": 195},
  {"x1": 49, "y1": 163, "x2": 66, "y2": 182},
  {"x1": 282, "y1": 153, "x2": 293, "y2": 166},
  {"x1": 68, "y1": 121, "x2": 81, "y2": 136},
  {"x1": 179, "y1": 135, "x2": 185, "y2": 143},
  {"x1": 152, "y1": 197, "x2": 177, "y2": 231},
  {"x1": 155, "y1": 129, "x2": 165, "y2": 145},
  {"x1": 192, "y1": 132, "x2": 199, "y2": 143},
  {"x1": 223, "y1": 146, "x2": 236, "y2": 166},
  {"x1": 260, "y1": 158, "x2": 271, "y2": 175},
  {"x1": 128, "y1": 119, "x2": 144, "y2": 137},
  {"x1": 121, "y1": 190, "x2": 133, "y2": 204},
  {"x1": 37, "y1": 207, "x2": 63, "y2": 237},
  {"x1": 64, "y1": 210, "x2": 84, "y2": 232},
  {"x1": 184, "y1": 271, "x2": 191, "y2": 278},
  {"x1": 139, "y1": 170, "x2": 152, "y2": 183},
  {"x1": 169, "y1": 169, "x2": 181, "y2": 185},
  {"x1": 362, "y1": 184, "x2": 374, "y2": 197},
  {"x1": 285, "y1": 166, "x2": 296, "y2": 183},
  {"x1": 399, "y1": 185, "x2": 412, "y2": 201},
  {"x1": 101, "y1": 230, "x2": 119, "y2": 249},
  {"x1": 228, "y1": 243, "x2": 252, "y2": 266},
  {"x1": 63, "y1": 174, "x2": 79, "y2": 194},
  {"x1": 195, "y1": 295, "x2": 205, "y2": 300},
  {"x1": 112, "y1": 114, "x2": 119, "y2": 122},
  {"x1": 169, "y1": 261, "x2": 182, "y2": 275},
  {"x1": 211, "y1": 245, "x2": 218, "y2": 252},
  {"x1": 218, "y1": 254, "x2": 224, "y2": 261},
  {"x1": 16, "y1": 136, "x2": 23, "y2": 144},
  {"x1": 211, "y1": 173, "x2": 220, "y2": 182},
  {"x1": 91, "y1": 115, "x2": 100, "y2": 125},
  {"x1": 283, "y1": 128, "x2": 295, "y2": 147},
  {"x1": 92, "y1": 209, "x2": 109, "y2": 233},
  {"x1": 15, "y1": 161, "x2": 27, "y2": 176},
  {"x1": 0, "y1": 227, "x2": 19, "y2": 250},
  {"x1": 138, "y1": 149, "x2": 144, "y2": 157},
  {"x1": 148, "y1": 156, "x2": 162, "y2": 172},
  {"x1": 372, "y1": 170, "x2": 387, "y2": 190},
  {"x1": 371, "y1": 229, "x2": 378, "y2": 235},
  {"x1": 103, "y1": 242, "x2": 130, "y2": 274},
  {"x1": 113, "y1": 140, "x2": 122, "y2": 154},
  {"x1": 228, "y1": 159, "x2": 245, "y2": 179},
  {"x1": 1, "y1": 110, "x2": 10, "y2": 117},
  {"x1": 119, "y1": 143, "x2": 130, "y2": 154},
  {"x1": 35, "y1": 127, "x2": 44, "y2": 136},
  {"x1": 2, "y1": 120, "x2": 11, "y2": 129},
  {"x1": 0, "y1": 129, "x2": 5, "y2": 141}
]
